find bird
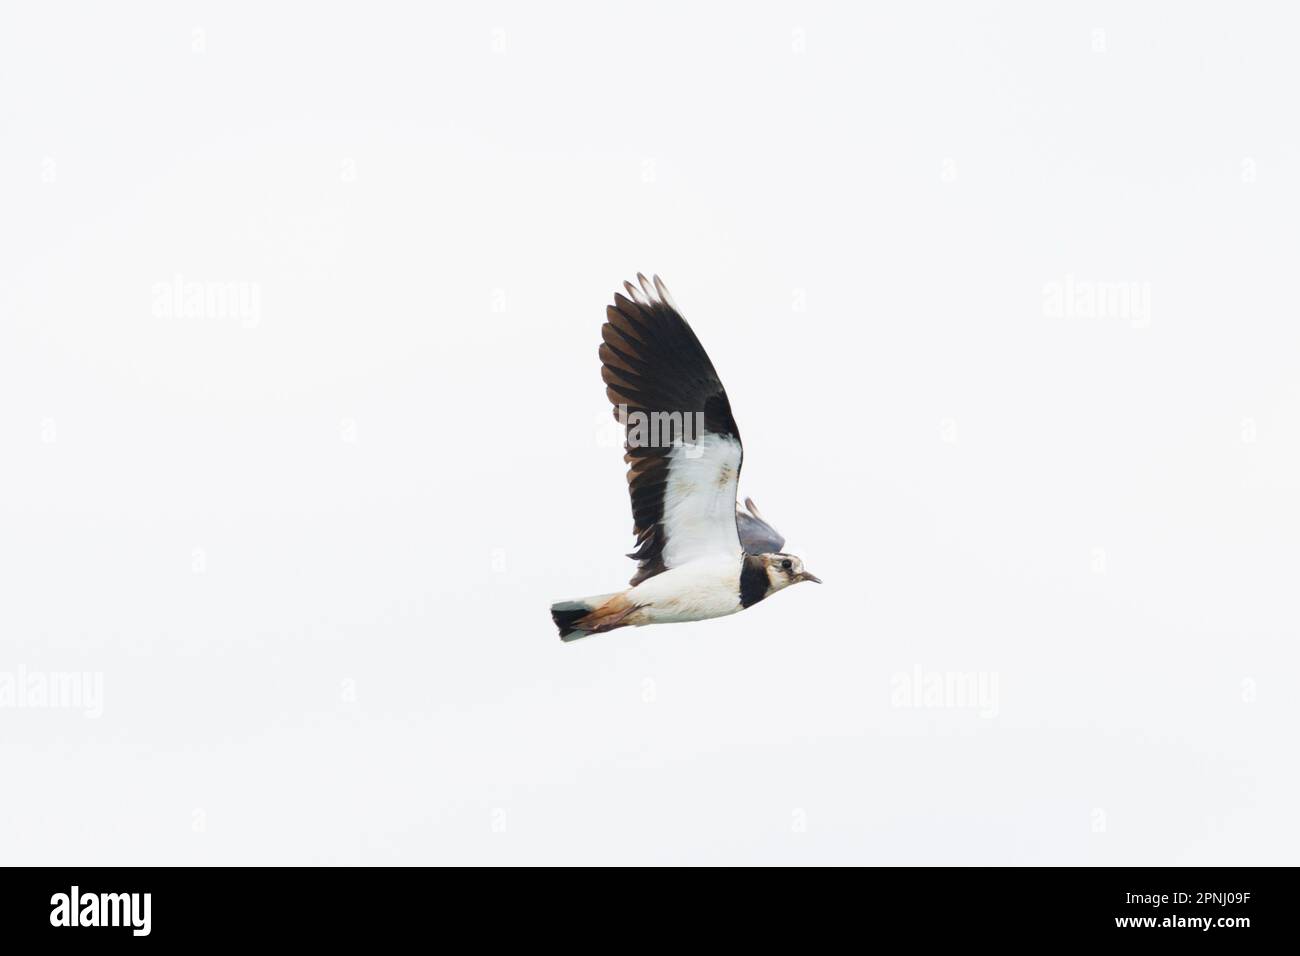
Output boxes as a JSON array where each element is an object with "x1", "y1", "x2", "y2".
[{"x1": 551, "y1": 273, "x2": 820, "y2": 642}]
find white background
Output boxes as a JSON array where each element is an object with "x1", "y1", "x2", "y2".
[{"x1": 1, "y1": 2, "x2": 1296, "y2": 865}]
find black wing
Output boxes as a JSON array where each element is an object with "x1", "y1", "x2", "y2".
[{"x1": 599, "y1": 274, "x2": 744, "y2": 586}]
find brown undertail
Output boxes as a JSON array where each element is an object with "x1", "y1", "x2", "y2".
[{"x1": 550, "y1": 593, "x2": 640, "y2": 642}]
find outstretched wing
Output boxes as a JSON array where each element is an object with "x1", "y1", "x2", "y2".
[
  {"x1": 600, "y1": 274, "x2": 743, "y2": 586},
  {"x1": 736, "y1": 497, "x2": 786, "y2": 555}
]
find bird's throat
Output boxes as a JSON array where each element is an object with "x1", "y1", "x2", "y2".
[{"x1": 739, "y1": 555, "x2": 770, "y2": 608}]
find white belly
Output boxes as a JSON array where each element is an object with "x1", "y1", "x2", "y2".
[{"x1": 625, "y1": 554, "x2": 744, "y2": 625}]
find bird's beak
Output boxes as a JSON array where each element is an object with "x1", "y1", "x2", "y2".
[{"x1": 798, "y1": 571, "x2": 823, "y2": 584}]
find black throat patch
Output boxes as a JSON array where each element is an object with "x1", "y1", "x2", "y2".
[{"x1": 739, "y1": 555, "x2": 770, "y2": 608}]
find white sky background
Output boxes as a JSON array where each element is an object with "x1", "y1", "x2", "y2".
[{"x1": 1, "y1": 2, "x2": 1296, "y2": 865}]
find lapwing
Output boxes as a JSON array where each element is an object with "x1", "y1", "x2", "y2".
[{"x1": 551, "y1": 274, "x2": 820, "y2": 642}]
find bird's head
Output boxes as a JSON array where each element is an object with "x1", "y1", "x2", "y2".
[{"x1": 761, "y1": 553, "x2": 822, "y2": 592}]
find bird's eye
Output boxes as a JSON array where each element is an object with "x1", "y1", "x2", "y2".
[{"x1": 781, "y1": 559, "x2": 792, "y2": 571}]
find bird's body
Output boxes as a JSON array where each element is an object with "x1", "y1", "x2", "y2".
[
  {"x1": 551, "y1": 274, "x2": 819, "y2": 642},
  {"x1": 626, "y1": 553, "x2": 747, "y2": 625}
]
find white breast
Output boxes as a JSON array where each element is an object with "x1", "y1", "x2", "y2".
[{"x1": 626, "y1": 554, "x2": 744, "y2": 625}]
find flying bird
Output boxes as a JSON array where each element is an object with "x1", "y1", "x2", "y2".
[{"x1": 551, "y1": 274, "x2": 820, "y2": 642}]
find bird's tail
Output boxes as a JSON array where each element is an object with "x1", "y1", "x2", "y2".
[{"x1": 550, "y1": 592, "x2": 637, "y2": 642}]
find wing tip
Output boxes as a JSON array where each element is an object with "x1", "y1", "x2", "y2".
[
  {"x1": 613, "y1": 273, "x2": 679, "y2": 315},
  {"x1": 651, "y1": 274, "x2": 678, "y2": 312}
]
